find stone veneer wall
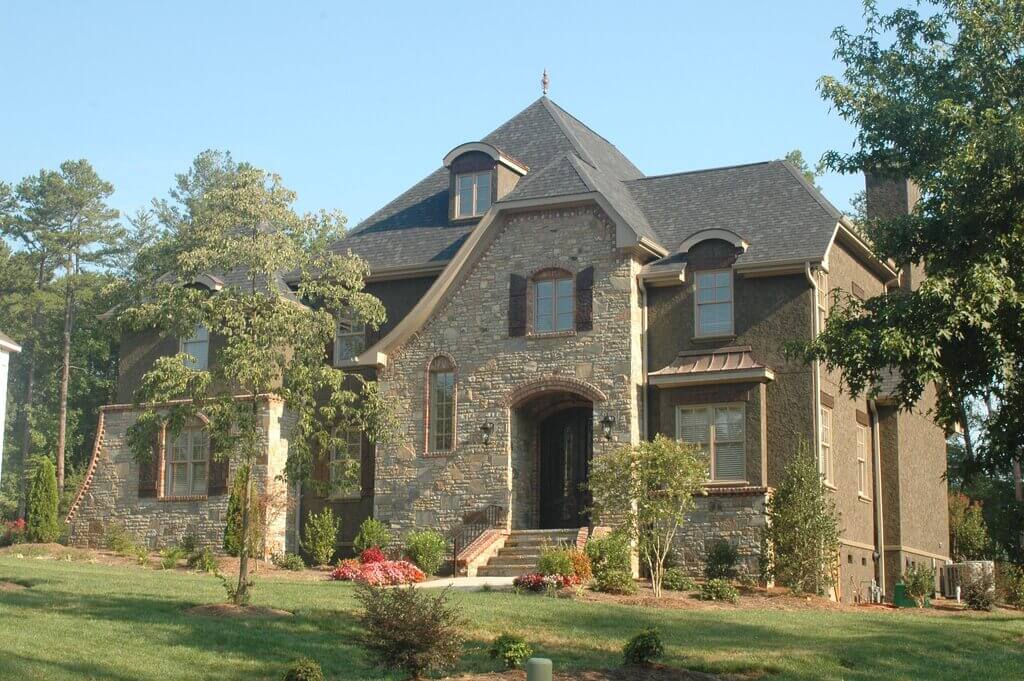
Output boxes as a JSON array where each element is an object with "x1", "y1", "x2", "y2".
[
  {"x1": 68, "y1": 399, "x2": 295, "y2": 555},
  {"x1": 374, "y1": 204, "x2": 643, "y2": 536},
  {"x1": 673, "y1": 491, "x2": 768, "y2": 577}
]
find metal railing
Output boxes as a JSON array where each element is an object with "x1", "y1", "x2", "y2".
[{"x1": 449, "y1": 504, "x2": 505, "y2": 576}]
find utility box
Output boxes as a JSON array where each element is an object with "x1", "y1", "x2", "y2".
[
  {"x1": 893, "y1": 582, "x2": 930, "y2": 608},
  {"x1": 940, "y1": 561, "x2": 994, "y2": 598}
]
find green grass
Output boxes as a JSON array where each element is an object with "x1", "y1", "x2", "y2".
[{"x1": 1, "y1": 555, "x2": 1023, "y2": 680}]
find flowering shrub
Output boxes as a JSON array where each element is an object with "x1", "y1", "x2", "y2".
[
  {"x1": 1, "y1": 519, "x2": 27, "y2": 547},
  {"x1": 513, "y1": 572, "x2": 580, "y2": 593},
  {"x1": 360, "y1": 546, "x2": 386, "y2": 564},
  {"x1": 330, "y1": 558, "x2": 425, "y2": 586}
]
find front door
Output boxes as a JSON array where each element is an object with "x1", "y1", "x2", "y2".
[{"x1": 538, "y1": 407, "x2": 592, "y2": 529}]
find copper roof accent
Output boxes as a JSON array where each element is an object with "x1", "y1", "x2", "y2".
[{"x1": 650, "y1": 346, "x2": 774, "y2": 386}]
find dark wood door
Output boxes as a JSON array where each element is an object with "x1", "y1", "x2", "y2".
[{"x1": 538, "y1": 407, "x2": 593, "y2": 529}]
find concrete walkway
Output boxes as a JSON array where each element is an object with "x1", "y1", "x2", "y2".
[{"x1": 418, "y1": 575, "x2": 516, "y2": 591}]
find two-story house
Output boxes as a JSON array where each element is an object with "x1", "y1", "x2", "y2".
[{"x1": 66, "y1": 97, "x2": 949, "y2": 601}]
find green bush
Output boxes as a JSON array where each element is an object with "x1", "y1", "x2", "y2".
[
  {"x1": 585, "y1": 530, "x2": 632, "y2": 578},
  {"x1": 902, "y1": 564, "x2": 935, "y2": 608},
  {"x1": 593, "y1": 569, "x2": 637, "y2": 595},
  {"x1": 662, "y1": 567, "x2": 696, "y2": 592},
  {"x1": 282, "y1": 657, "x2": 324, "y2": 681},
  {"x1": 159, "y1": 546, "x2": 187, "y2": 569},
  {"x1": 356, "y1": 584, "x2": 465, "y2": 678},
  {"x1": 963, "y1": 570, "x2": 996, "y2": 611},
  {"x1": 537, "y1": 544, "x2": 574, "y2": 577},
  {"x1": 26, "y1": 457, "x2": 60, "y2": 543},
  {"x1": 354, "y1": 517, "x2": 392, "y2": 554},
  {"x1": 273, "y1": 552, "x2": 307, "y2": 571},
  {"x1": 1002, "y1": 564, "x2": 1024, "y2": 609},
  {"x1": 699, "y1": 578, "x2": 740, "y2": 603},
  {"x1": 404, "y1": 529, "x2": 446, "y2": 576},
  {"x1": 179, "y1": 533, "x2": 200, "y2": 554},
  {"x1": 104, "y1": 524, "x2": 148, "y2": 564},
  {"x1": 623, "y1": 628, "x2": 664, "y2": 665},
  {"x1": 223, "y1": 467, "x2": 246, "y2": 557},
  {"x1": 704, "y1": 539, "x2": 739, "y2": 580},
  {"x1": 302, "y1": 508, "x2": 340, "y2": 566},
  {"x1": 489, "y1": 632, "x2": 534, "y2": 669},
  {"x1": 187, "y1": 547, "x2": 218, "y2": 573}
]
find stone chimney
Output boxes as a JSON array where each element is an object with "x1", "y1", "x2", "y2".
[{"x1": 865, "y1": 173, "x2": 923, "y2": 291}]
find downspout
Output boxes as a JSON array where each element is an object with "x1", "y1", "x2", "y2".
[
  {"x1": 637, "y1": 273, "x2": 649, "y2": 441},
  {"x1": 804, "y1": 263, "x2": 821, "y2": 463},
  {"x1": 868, "y1": 398, "x2": 886, "y2": 597}
]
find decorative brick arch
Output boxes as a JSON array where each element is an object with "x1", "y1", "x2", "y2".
[{"x1": 504, "y1": 375, "x2": 607, "y2": 409}]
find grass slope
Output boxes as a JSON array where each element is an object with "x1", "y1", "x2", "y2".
[{"x1": 1, "y1": 556, "x2": 1022, "y2": 680}]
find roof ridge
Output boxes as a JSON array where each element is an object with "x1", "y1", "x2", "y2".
[
  {"x1": 539, "y1": 97, "x2": 597, "y2": 168},
  {"x1": 543, "y1": 97, "x2": 622, "y2": 148},
  {"x1": 776, "y1": 159, "x2": 843, "y2": 221},
  {"x1": 625, "y1": 160, "x2": 775, "y2": 183}
]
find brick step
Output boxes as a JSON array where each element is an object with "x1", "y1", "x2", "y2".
[
  {"x1": 477, "y1": 565, "x2": 529, "y2": 577},
  {"x1": 485, "y1": 557, "x2": 539, "y2": 569},
  {"x1": 495, "y1": 548, "x2": 544, "y2": 559}
]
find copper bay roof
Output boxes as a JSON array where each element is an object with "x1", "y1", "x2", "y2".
[{"x1": 649, "y1": 346, "x2": 774, "y2": 386}]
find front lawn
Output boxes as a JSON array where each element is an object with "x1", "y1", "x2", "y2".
[{"x1": 1, "y1": 553, "x2": 1022, "y2": 680}]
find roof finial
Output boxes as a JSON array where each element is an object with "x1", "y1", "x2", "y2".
[{"x1": 541, "y1": 69, "x2": 549, "y2": 96}]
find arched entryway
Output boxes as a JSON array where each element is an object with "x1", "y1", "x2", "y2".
[{"x1": 506, "y1": 377, "x2": 605, "y2": 530}]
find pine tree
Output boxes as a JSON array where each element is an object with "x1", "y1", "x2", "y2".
[{"x1": 26, "y1": 457, "x2": 60, "y2": 543}]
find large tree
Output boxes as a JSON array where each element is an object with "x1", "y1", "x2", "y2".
[
  {"x1": 121, "y1": 159, "x2": 391, "y2": 605},
  {"x1": 803, "y1": 0, "x2": 1024, "y2": 478}
]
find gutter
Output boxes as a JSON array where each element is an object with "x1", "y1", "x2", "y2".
[
  {"x1": 868, "y1": 398, "x2": 886, "y2": 597},
  {"x1": 804, "y1": 262, "x2": 821, "y2": 467}
]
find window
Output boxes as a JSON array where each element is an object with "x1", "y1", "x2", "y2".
[
  {"x1": 676, "y1": 404, "x2": 745, "y2": 481},
  {"x1": 534, "y1": 276, "x2": 574, "y2": 333},
  {"x1": 330, "y1": 428, "x2": 362, "y2": 498},
  {"x1": 816, "y1": 271, "x2": 829, "y2": 331},
  {"x1": 695, "y1": 270, "x2": 733, "y2": 336},
  {"x1": 455, "y1": 171, "x2": 492, "y2": 218},
  {"x1": 857, "y1": 424, "x2": 869, "y2": 497},
  {"x1": 428, "y1": 356, "x2": 455, "y2": 452},
  {"x1": 181, "y1": 325, "x2": 209, "y2": 370},
  {"x1": 165, "y1": 428, "x2": 208, "y2": 497},
  {"x1": 334, "y1": 314, "x2": 366, "y2": 361},
  {"x1": 820, "y1": 405, "x2": 834, "y2": 485}
]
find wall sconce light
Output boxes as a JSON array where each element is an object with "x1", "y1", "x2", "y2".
[
  {"x1": 600, "y1": 415, "x2": 615, "y2": 440},
  {"x1": 480, "y1": 421, "x2": 494, "y2": 444}
]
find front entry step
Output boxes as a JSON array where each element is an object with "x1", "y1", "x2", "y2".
[{"x1": 475, "y1": 528, "x2": 580, "y2": 577}]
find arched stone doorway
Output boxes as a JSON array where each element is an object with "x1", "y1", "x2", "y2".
[{"x1": 506, "y1": 377, "x2": 606, "y2": 530}]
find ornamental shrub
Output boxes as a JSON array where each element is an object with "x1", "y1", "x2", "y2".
[
  {"x1": 26, "y1": 457, "x2": 60, "y2": 543},
  {"x1": 537, "y1": 544, "x2": 574, "y2": 577},
  {"x1": 513, "y1": 572, "x2": 580, "y2": 594},
  {"x1": 330, "y1": 559, "x2": 425, "y2": 586},
  {"x1": 223, "y1": 467, "x2": 248, "y2": 557},
  {"x1": 273, "y1": 552, "x2": 307, "y2": 571},
  {"x1": 360, "y1": 546, "x2": 386, "y2": 564},
  {"x1": 1, "y1": 519, "x2": 27, "y2": 547},
  {"x1": 963, "y1": 570, "x2": 996, "y2": 611},
  {"x1": 489, "y1": 632, "x2": 534, "y2": 669},
  {"x1": 662, "y1": 567, "x2": 696, "y2": 592},
  {"x1": 902, "y1": 564, "x2": 935, "y2": 608},
  {"x1": 567, "y1": 547, "x2": 593, "y2": 581},
  {"x1": 356, "y1": 584, "x2": 465, "y2": 678},
  {"x1": 593, "y1": 569, "x2": 637, "y2": 595},
  {"x1": 282, "y1": 657, "x2": 324, "y2": 681},
  {"x1": 354, "y1": 517, "x2": 392, "y2": 554},
  {"x1": 1002, "y1": 564, "x2": 1024, "y2": 609},
  {"x1": 302, "y1": 508, "x2": 340, "y2": 566},
  {"x1": 586, "y1": 530, "x2": 631, "y2": 578},
  {"x1": 698, "y1": 578, "x2": 740, "y2": 603},
  {"x1": 159, "y1": 546, "x2": 187, "y2": 569},
  {"x1": 188, "y1": 547, "x2": 218, "y2": 573},
  {"x1": 623, "y1": 628, "x2": 664, "y2": 666},
  {"x1": 704, "y1": 539, "x2": 739, "y2": 580},
  {"x1": 403, "y1": 529, "x2": 446, "y2": 575}
]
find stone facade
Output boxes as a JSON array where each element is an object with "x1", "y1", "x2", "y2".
[{"x1": 673, "y1": 490, "x2": 768, "y2": 577}]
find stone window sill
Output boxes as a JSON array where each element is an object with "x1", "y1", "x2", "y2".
[
  {"x1": 691, "y1": 334, "x2": 737, "y2": 343},
  {"x1": 705, "y1": 479, "x2": 749, "y2": 487},
  {"x1": 858, "y1": 494, "x2": 872, "y2": 504},
  {"x1": 823, "y1": 482, "x2": 837, "y2": 491},
  {"x1": 527, "y1": 330, "x2": 577, "y2": 340},
  {"x1": 423, "y1": 450, "x2": 457, "y2": 459},
  {"x1": 158, "y1": 495, "x2": 208, "y2": 502}
]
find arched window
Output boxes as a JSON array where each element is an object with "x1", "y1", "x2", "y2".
[{"x1": 427, "y1": 355, "x2": 456, "y2": 453}]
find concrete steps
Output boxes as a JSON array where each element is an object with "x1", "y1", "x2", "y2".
[{"x1": 475, "y1": 528, "x2": 579, "y2": 577}]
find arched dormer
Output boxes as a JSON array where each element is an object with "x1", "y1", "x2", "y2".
[
  {"x1": 678, "y1": 229, "x2": 749, "y2": 254},
  {"x1": 443, "y1": 142, "x2": 528, "y2": 221}
]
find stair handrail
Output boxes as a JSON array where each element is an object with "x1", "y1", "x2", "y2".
[{"x1": 449, "y1": 504, "x2": 506, "y2": 575}]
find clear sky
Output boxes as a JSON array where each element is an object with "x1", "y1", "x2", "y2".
[{"x1": 1, "y1": 1, "x2": 887, "y2": 228}]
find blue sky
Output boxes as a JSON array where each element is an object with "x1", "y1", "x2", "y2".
[{"x1": 1, "y1": 1, "x2": 884, "y2": 227}]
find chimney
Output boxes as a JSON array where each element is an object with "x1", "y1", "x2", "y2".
[{"x1": 865, "y1": 173, "x2": 923, "y2": 291}]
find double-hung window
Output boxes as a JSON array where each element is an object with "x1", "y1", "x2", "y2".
[
  {"x1": 816, "y1": 271, "x2": 829, "y2": 331},
  {"x1": 695, "y1": 270, "x2": 733, "y2": 336},
  {"x1": 330, "y1": 428, "x2": 363, "y2": 498},
  {"x1": 335, "y1": 314, "x2": 366, "y2": 362},
  {"x1": 534, "y1": 276, "x2": 574, "y2": 333},
  {"x1": 455, "y1": 171, "x2": 492, "y2": 218},
  {"x1": 165, "y1": 428, "x2": 208, "y2": 497},
  {"x1": 856, "y1": 423, "x2": 869, "y2": 497},
  {"x1": 820, "y1": 405, "x2": 834, "y2": 485},
  {"x1": 428, "y1": 356, "x2": 456, "y2": 452},
  {"x1": 181, "y1": 325, "x2": 209, "y2": 370},
  {"x1": 676, "y1": 404, "x2": 745, "y2": 481}
]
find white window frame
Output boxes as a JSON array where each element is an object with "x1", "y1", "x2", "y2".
[
  {"x1": 816, "y1": 271, "x2": 829, "y2": 331},
  {"x1": 164, "y1": 427, "x2": 209, "y2": 497},
  {"x1": 820, "y1": 405, "x2": 834, "y2": 486},
  {"x1": 856, "y1": 423, "x2": 870, "y2": 499},
  {"x1": 675, "y1": 403, "x2": 746, "y2": 483},
  {"x1": 533, "y1": 276, "x2": 574, "y2": 333},
  {"x1": 694, "y1": 269, "x2": 734, "y2": 337},
  {"x1": 181, "y1": 325, "x2": 209, "y2": 371},
  {"x1": 454, "y1": 171, "x2": 492, "y2": 218},
  {"x1": 330, "y1": 428, "x2": 363, "y2": 499},
  {"x1": 334, "y1": 314, "x2": 366, "y2": 363}
]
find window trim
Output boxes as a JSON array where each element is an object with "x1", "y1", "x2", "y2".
[
  {"x1": 856, "y1": 423, "x2": 870, "y2": 500},
  {"x1": 674, "y1": 402, "x2": 747, "y2": 483},
  {"x1": 180, "y1": 324, "x2": 210, "y2": 371},
  {"x1": 329, "y1": 427, "x2": 364, "y2": 500},
  {"x1": 424, "y1": 354, "x2": 457, "y2": 455},
  {"x1": 530, "y1": 268, "x2": 575, "y2": 335},
  {"x1": 816, "y1": 271, "x2": 829, "y2": 331},
  {"x1": 162, "y1": 425, "x2": 209, "y2": 499},
  {"x1": 334, "y1": 313, "x2": 367, "y2": 364},
  {"x1": 820, "y1": 404, "x2": 835, "y2": 487},
  {"x1": 694, "y1": 269, "x2": 735, "y2": 338},
  {"x1": 454, "y1": 171, "x2": 492, "y2": 218}
]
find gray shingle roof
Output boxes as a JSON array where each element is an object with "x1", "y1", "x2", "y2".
[{"x1": 335, "y1": 99, "x2": 844, "y2": 272}]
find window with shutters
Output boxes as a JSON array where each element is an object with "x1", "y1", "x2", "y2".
[
  {"x1": 334, "y1": 312, "x2": 366, "y2": 362},
  {"x1": 164, "y1": 427, "x2": 209, "y2": 497},
  {"x1": 820, "y1": 405, "x2": 834, "y2": 486},
  {"x1": 330, "y1": 428, "x2": 363, "y2": 498},
  {"x1": 455, "y1": 171, "x2": 492, "y2": 218},
  {"x1": 695, "y1": 270, "x2": 733, "y2": 337},
  {"x1": 856, "y1": 423, "x2": 869, "y2": 498},
  {"x1": 426, "y1": 355, "x2": 456, "y2": 453},
  {"x1": 181, "y1": 325, "x2": 209, "y2": 370},
  {"x1": 675, "y1": 404, "x2": 745, "y2": 482}
]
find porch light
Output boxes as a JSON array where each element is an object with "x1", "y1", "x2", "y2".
[
  {"x1": 480, "y1": 421, "x2": 494, "y2": 444},
  {"x1": 600, "y1": 414, "x2": 615, "y2": 440}
]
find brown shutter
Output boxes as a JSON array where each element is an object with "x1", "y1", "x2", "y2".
[
  {"x1": 138, "y1": 442, "x2": 159, "y2": 498},
  {"x1": 575, "y1": 266, "x2": 594, "y2": 332},
  {"x1": 508, "y1": 274, "x2": 528, "y2": 337},
  {"x1": 208, "y1": 456, "x2": 230, "y2": 496}
]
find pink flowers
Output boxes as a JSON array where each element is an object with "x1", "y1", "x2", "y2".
[
  {"x1": 360, "y1": 547, "x2": 386, "y2": 564},
  {"x1": 329, "y1": 547, "x2": 426, "y2": 586},
  {"x1": 0, "y1": 519, "x2": 27, "y2": 547},
  {"x1": 513, "y1": 572, "x2": 581, "y2": 592}
]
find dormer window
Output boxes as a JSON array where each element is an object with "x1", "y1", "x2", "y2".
[{"x1": 455, "y1": 171, "x2": 491, "y2": 218}]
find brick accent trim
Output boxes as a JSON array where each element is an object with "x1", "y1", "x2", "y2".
[
  {"x1": 64, "y1": 411, "x2": 106, "y2": 523},
  {"x1": 423, "y1": 352, "x2": 458, "y2": 456},
  {"x1": 504, "y1": 375, "x2": 608, "y2": 408}
]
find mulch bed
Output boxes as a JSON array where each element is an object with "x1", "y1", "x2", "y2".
[
  {"x1": 184, "y1": 603, "x2": 293, "y2": 619},
  {"x1": 450, "y1": 664, "x2": 762, "y2": 680},
  {"x1": 0, "y1": 580, "x2": 30, "y2": 591}
]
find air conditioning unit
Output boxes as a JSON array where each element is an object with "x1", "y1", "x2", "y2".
[{"x1": 940, "y1": 561, "x2": 994, "y2": 598}]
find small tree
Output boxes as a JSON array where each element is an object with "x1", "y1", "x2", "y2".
[
  {"x1": 223, "y1": 466, "x2": 250, "y2": 557},
  {"x1": 587, "y1": 434, "x2": 707, "y2": 597},
  {"x1": 26, "y1": 457, "x2": 60, "y2": 543},
  {"x1": 302, "y1": 508, "x2": 340, "y2": 566},
  {"x1": 948, "y1": 492, "x2": 992, "y2": 562},
  {"x1": 763, "y1": 444, "x2": 841, "y2": 595}
]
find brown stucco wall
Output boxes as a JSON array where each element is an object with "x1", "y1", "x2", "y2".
[
  {"x1": 115, "y1": 329, "x2": 181, "y2": 403},
  {"x1": 364, "y1": 276, "x2": 437, "y2": 344}
]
